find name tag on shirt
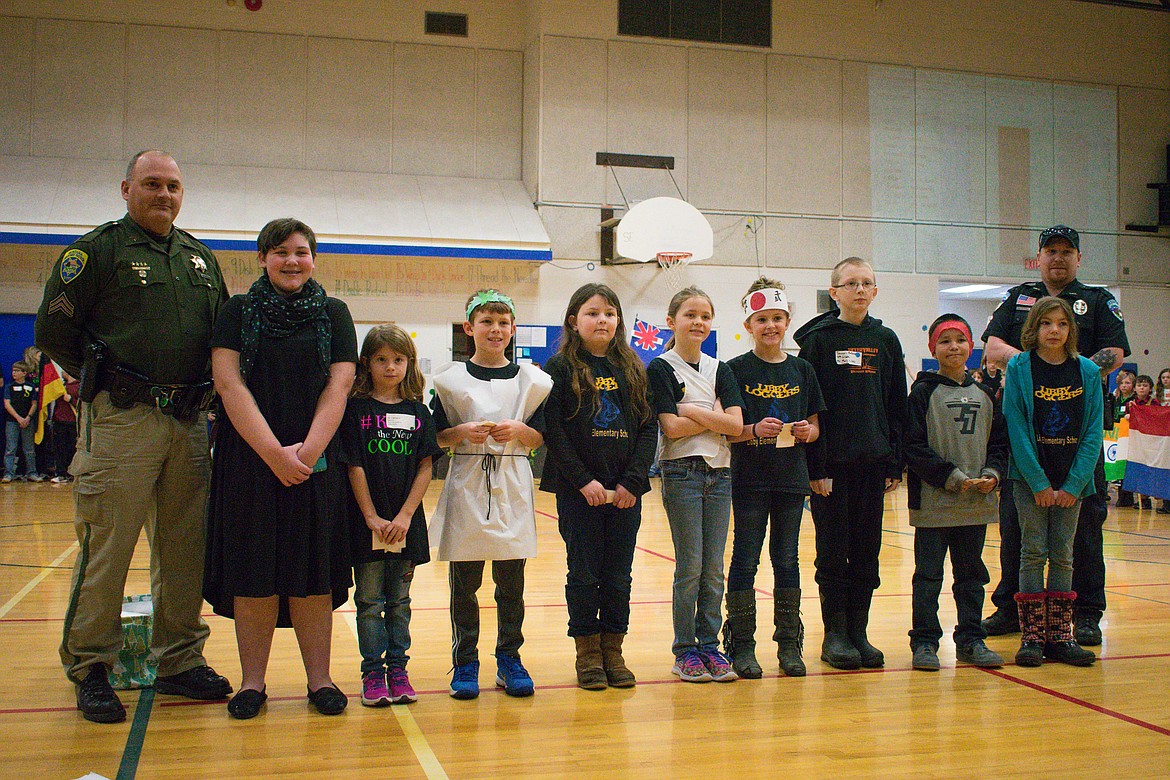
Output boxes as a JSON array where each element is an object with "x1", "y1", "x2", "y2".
[
  {"x1": 835, "y1": 350, "x2": 863, "y2": 366},
  {"x1": 383, "y1": 413, "x2": 417, "y2": 430}
]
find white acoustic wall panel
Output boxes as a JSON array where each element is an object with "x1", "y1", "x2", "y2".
[
  {"x1": 687, "y1": 47, "x2": 766, "y2": 213},
  {"x1": 0, "y1": 16, "x2": 33, "y2": 156},
  {"x1": 306, "y1": 37, "x2": 394, "y2": 174},
  {"x1": 606, "y1": 41, "x2": 689, "y2": 203},
  {"x1": 1118, "y1": 86, "x2": 1170, "y2": 232},
  {"x1": 522, "y1": 37, "x2": 541, "y2": 201},
  {"x1": 765, "y1": 216, "x2": 840, "y2": 271},
  {"x1": 216, "y1": 31, "x2": 306, "y2": 169},
  {"x1": 330, "y1": 172, "x2": 427, "y2": 239},
  {"x1": 540, "y1": 36, "x2": 607, "y2": 206},
  {"x1": 915, "y1": 69, "x2": 986, "y2": 224},
  {"x1": 1053, "y1": 83, "x2": 1117, "y2": 235},
  {"x1": 33, "y1": 19, "x2": 124, "y2": 160},
  {"x1": 393, "y1": 43, "x2": 476, "y2": 177},
  {"x1": 841, "y1": 220, "x2": 915, "y2": 274},
  {"x1": 985, "y1": 77, "x2": 1055, "y2": 228},
  {"x1": 0, "y1": 156, "x2": 66, "y2": 224},
  {"x1": 125, "y1": 25, "x2": 218, "y2": 166},
  {"x1": 915, "y1": 223, "x2": 987, "y2": 276},
  {"x1": 475, "y1": 49, "x2": 523, "y2": 180},
  {"x1": 842, "y1": 63, "x2": 915, "y2": 220},
  {"x1": 767, "y1": 54, "x2": 842, "y2": 217}
]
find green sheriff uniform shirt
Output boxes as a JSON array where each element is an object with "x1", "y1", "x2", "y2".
[{"x1": 35, "y1": 215, "x2": 228, "y2": 384}]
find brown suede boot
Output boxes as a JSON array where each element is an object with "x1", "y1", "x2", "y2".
[
  {"x1": 599, "y1": 632, "x2": 636, "y2": 688},
  {"x1": 1043, "y1": 591, "x2": 1096, "y2": 667},
  {"x1": 1014, "y1": 592, "x2": 1046, "y2": 667},
  {"x1": 574, "y1": 635, "x2": 608, "y2": 690}
]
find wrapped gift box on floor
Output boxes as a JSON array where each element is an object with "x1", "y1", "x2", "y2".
[{"x1": 111, "y1": 594, "x2": 156, "y2": 690}]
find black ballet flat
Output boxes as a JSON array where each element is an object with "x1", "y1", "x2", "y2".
[
  {"x1": 227, "y1": 687, "x2": 267, "y2": 720},
  {"x1": 307, "y1": 684, "x2": 348, "y2": 715}
]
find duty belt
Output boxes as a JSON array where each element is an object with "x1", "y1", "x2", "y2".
[{"x1": 100, "y1": 364, "x2": 215, "y2": 422}]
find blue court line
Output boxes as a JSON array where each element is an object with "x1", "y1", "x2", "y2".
[
  {"x1": 116, "y1": 688, "x2": 154, "y2": 780},
  {"x1": 0, "y1": 231, "x2": 551, "y2": 261}
]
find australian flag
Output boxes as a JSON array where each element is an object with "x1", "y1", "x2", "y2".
[{"x1": 631, "y1": 318, "x2": 666, "y2": 364}]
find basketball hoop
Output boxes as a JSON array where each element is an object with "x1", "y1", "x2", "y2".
[{"x1": 656, "y1": 251, "x2": 693, "y2": 290}]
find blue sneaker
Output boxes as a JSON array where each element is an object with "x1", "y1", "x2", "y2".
[
  {"x1": 450, "y1": 661, "x2": 480, "y2": 700},
  {"x1": 495, "y1": 655, "x2": 534, "y2": 697}
]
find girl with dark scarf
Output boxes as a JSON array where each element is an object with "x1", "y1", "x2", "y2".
[{"x1": 203, "y1": 218, "x2": 358, "y2": 719}]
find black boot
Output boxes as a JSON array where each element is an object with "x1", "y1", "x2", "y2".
[
  {"x1": 981, "y1": 605, "x2": 1020, "y2": 636},
  {"x1": 76, "y1": 663, "x2": 126, "y2": 723},
  {"x1": 772, "y1": 588, "x2": 806, "y2": 677},
  {"x1": 820, "y1": 611, "x2": 861, "y2": 670},
  {"x1": 846, "y1": 608, "x2": 885, "y2": 668},
  {"x1": 722, "y1": 590, "x2": 762, "y2": 679}
]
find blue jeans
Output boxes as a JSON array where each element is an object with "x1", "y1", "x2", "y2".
[
  {"x1": 728, "y1": 488, "x2": 805, "y2": 591},
  {"x1": 1013, "y1": 481, "x2": 1079, "y2": 594},
  {"x1": 4, "y1": 419, "x2": 37, "y2": 478},
  {"x1": 354, "y1": 558, "x2": 414, "y2": 673},
  {"x1": 660, "y1": 457, "x2": 732, "y2": 655}
]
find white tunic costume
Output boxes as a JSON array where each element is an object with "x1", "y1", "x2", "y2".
[
  {"x1": 429, "y1": 361, "x2": 552, "y2": 561},
  {"x1": 657, "y1": 350, "x2": 732, "y2": 469}
]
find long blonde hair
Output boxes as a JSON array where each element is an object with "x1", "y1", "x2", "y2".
[{"x1": 352, "y1": 324, "x2": 425, "y2": 401}]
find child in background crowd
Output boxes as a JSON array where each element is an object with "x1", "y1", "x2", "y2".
[
  {"x1": 541, "y1": 284, "x2": 657, "y2": 690},
  {"x1": 906, "y1": 315, "x2": 1007, "y2": 671},
  {"x1": 648, "y1": 286, "x2": 744, "y2": 683},
  {"x1": 1002, "y1": 297, "x2": 1101, "y2": 668},
  {"x1": 342, "y1": 325, "x2": 443, "y2": 706}
]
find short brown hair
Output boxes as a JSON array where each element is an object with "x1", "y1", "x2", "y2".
[{"x1": 830, "y1": 256, "x2": 874, "y2": 286}]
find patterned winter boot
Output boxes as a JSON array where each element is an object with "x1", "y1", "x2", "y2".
[
  {"x1": 1043, "y1": 591, "x2": 1096, "y2": 667},
  {"x1": 1013, "y1": 592, "x2": 1046, "y2": 667}
]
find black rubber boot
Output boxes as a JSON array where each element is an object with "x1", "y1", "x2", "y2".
[
  {"x1": 820, "y1": 611, "x2": 861, "y2": 670},
  {"x1": 846, "y1": 608, "x2": 885, "y2": 668},
  {"x1": 772, "y1": 588, "x2": 806, "y2": 677},
  {"x1": 981, "y1": 606, "x2": 1020, "y2": 636},
  {"x1": 722, "y1": 590, "x2": 762, "y2": 679}
]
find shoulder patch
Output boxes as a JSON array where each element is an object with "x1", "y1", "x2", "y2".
[
  {"x1": 1107, "y1": 299, "x2": 1123, "y2": 321},
  {"x1": 60, "y1": 249, "x2": 88, "y2": 284}
]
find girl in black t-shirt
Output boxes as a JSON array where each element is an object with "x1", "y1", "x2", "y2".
[
  {"x1": 723, "y1": 278, "x2": 824, "y2": 679},
  {"x1": 342, "y1": 324, "x2": 442, "y2": 707},
  {"x1": 542, "y1": 283, "x2": 657, "y2": 690}
]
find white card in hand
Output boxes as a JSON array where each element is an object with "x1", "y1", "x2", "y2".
[
  {"x1": 775, "y1": 422, "x2": 796, "y2": 448},
  {"x1": 373, "y1": 530, "x2": 405, "y2": 553}
]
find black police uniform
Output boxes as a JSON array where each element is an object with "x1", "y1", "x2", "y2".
[{"x1": 982, "y1": 277, "x2": 1130, "y2": 624}]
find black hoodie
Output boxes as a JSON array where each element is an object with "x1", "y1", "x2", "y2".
[{"x1": 793, "y1": 310, "x2": 907, "y2": 480}]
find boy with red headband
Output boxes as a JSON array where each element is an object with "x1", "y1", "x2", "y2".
[{"x1": 905, "y1": 314, "x2": 1008, "y2": 670}]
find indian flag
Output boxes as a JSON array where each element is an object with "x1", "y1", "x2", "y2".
[
  {"x1": 1102, "y1": 418, "x2": 1128, "y2": 482},
  {"x1": 1123, "y1": 405, "x2": 1170, "y2": 501}
]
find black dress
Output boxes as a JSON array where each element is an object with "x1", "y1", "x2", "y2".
[{"x1": 203, "y1": 294, "x2": 358, "y2": 626}]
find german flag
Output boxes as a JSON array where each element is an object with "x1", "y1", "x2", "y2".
[{"x1": 35, "y1": 359, "x2": 66, "y2": 445}]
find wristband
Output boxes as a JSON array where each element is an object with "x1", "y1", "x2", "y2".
[{"x1": 752, "y1": 422, "x2": 758, "y2": 438}]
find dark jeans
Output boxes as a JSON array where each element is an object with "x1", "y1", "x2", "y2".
[
  {"x1": 728, "y1": 488, "x2": 805, "y2": 591},
  {"x1": 53, "y1": 420, "x2": 77, "y2": 476},
  {"x1": 809, "y1": 468, "x2": 886, "y2": 617},
  {"x1": 991, "y1": 460, "x2": 1108, "y2": 617},
  {"x1": 556, "y1": 490, "x2": 641, "y2": 637},
  {"x1": 448, "y1": 558, "x2": 525, "y2": 666},
  {"x1": 909, "y1": 524, "x2": 989, "y2": 649}
]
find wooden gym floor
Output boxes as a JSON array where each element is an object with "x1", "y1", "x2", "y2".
[{"x1": 1, "y1": 479, "x2": 1168, "y2": 779}]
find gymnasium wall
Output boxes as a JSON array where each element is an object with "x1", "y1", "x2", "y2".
[{"x1": 0, "y1": 0, "x2": 1167, "y2": 377}]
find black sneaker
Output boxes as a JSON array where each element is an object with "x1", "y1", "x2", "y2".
[
  {"x1": 154, "y1": 665, "x2": 233, "y2": 700},
  {"x1": 1073, "y1": 615, "x2": 1102, "y2": 646},
  {"x1": 981, "y1": 608, "x2": 1019, "y2": 636},
  {"x1": 76, "y1": 663, "x2": 126, "y2": 723}
]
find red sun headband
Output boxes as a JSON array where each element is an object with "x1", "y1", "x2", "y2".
[{"x1": 928, "y1": 319, "x2": 972, "y2": 355}]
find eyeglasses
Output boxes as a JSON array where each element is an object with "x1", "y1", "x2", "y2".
[{"x1": 832, "y1": 281, "x2": 876, "y2": 291}]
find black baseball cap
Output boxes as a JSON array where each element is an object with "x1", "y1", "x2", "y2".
[{"x1": 1039, "y1": 225, "x2": 1079, "y2": 251}]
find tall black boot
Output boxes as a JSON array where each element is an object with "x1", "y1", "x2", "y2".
[
  {"x1": 846, "y1": 608, "x2": 885, "y2": 668},
  {"x1": 722, "y1": 590, "x2": 762, "y2": 679},
  {"x1": 772, "y1": 588, "x2": 806, "y2": 677},
  {"x1": 820, "y1": 606, "x2": 861, "y2": 670}
]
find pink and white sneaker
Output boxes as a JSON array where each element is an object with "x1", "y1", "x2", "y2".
[
  {"x1": 361, "y1": 671, "x2": 391, "y2": 707},
  {"x1": 387, "y1": 667, "x2": 418, "y2": 704}
]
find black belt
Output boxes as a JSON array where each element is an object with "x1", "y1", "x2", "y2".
[{"x1": 99, "y1": 365, "x2": 215, "y2": 421}]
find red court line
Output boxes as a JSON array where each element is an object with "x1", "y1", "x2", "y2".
[{"x1": 980, "y1": 667, "x2": 1170, "y2": 737}]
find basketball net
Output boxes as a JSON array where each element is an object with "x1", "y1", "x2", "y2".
[{"x1": 656, "y1": 251, "x2": 692, "y2": 291}]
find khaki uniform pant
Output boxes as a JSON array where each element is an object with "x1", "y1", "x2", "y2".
[{"x1": 60, "y1": 391, "x2": 211, "y2": 683}]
